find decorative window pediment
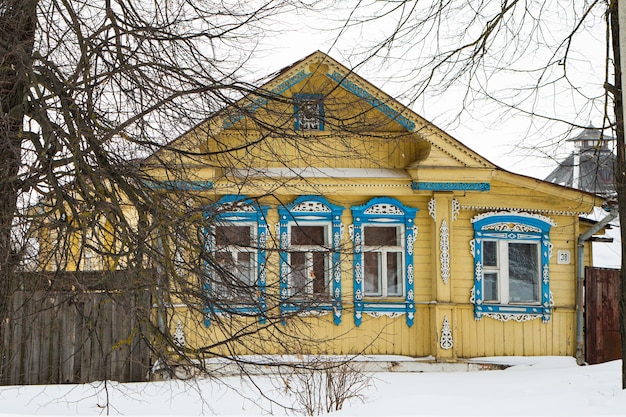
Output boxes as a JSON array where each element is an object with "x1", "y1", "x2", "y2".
[
  {"x1": 470, "y1": 211, "x2": 555, "y2": 322},
  {"x1": 350, "y1": 197, "x2": 419, "y2": 327}
]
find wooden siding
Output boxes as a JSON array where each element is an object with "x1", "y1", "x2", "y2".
[
  {"x1": 454, "y1": 305, "x2": 575, "y2": 357},
  {"x1": 170, "y1": 304, "x2": 433, "y2": 358}
]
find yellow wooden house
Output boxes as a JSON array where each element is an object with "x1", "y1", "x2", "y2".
[{"x1": 137, "y1": 51, "x2": 605, "y2": 362}]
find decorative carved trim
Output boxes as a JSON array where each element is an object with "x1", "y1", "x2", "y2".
[
  {"x1": 428, "y1": 198, "x2": 436, "y2": 222},
  {"x1": 297, "y1": 310, "x2": 331, "y2": 317},
  {"x1": 216, "y1": 182, "x2": 413, "y2": 190},
  {"x1": 472, "y1": 210, "x2": 556, "y2": 226},
  {"x1": 326, "y1": 70, "x2": 416, "y2": 131},
  {"x1": 407, "y1": 232, "x2": 415, "y2": 256},
  {"x1": 412, "y1": 182, "x2": 490, "y2": 191},
  {"x1": 224, "y1": 69, "x2": 310, "y2": 128},
  {"x1": 292, "y1": 201, "x2": 332, "y2": 212},
  {"x1": 350, "y1": 197, "x2": 419, "y2": 327},
  {"x1": 483, "y1": 313, "x2": 542, "y2": 323},
  {"x1": 452, "y1": 198, "x2": 460, "y2": 221},
  {"x1": 466, "y1": 207, "x2": 580, "y2": 216},
  {"x1": 144, "y1": 180, "x2": 214, "y2": 191},
  {"x1": 482, "y1": 222, "x2": 542, "y2": 233},
  {"x1": 364, "y1": 203, "x2": 404, "y2": 215},
  {"x1": 280, "y1": 230, "x2": 289, "y2": 249},
  {"x1": 173, "y1": 320, "x2": 186, "y2": 348},
  {"x1": 474, "y1": 262, "x2": 483, "y2": 284},
  {"x1": 440, "y1": 220, "x2": 450, "y2": 284},
  {"x1": 440, "y1": 316, "x2": 453, "y2": 350},
  {"x1": 365, "y1": 311, "x2": 405, "y2": 319}
]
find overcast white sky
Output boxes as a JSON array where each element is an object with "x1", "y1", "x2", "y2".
[{"x1": 243, "y1": 1, "x2": 610, "y2": 180}]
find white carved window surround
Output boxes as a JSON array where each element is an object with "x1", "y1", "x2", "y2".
[
  {"x1": 203, "y1": 195, "x2": 269, "y2": 327},
  {"x1": 278, "y1": 195, "x2": 344, "y2": 325},
  {"x1": 350, "y1": 197, "x2": 419, "y2": 327},
  {"x1": 470, "y1": 211, "x2": 555, "y2": 322}
]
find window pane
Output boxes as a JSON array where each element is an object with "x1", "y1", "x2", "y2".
[
  {"x1": 508, "y1": 243, "x2": 540, "y2": 302},
  {"x1": 364, "y1": 226, "x2": 399, "y2": 246},
  {"x1": 215, "y1": 225, "x2": 251, "y2": 247},
  {"x1": 214, "y1": 252, "x2": 233, "y2": 296},
  {"x1": 483, "y1": 272, "x2": 499, "y2": 302},
  {"x1": 214, "y1": 251, "x2": 255, "y2": 297},
  {"x1": 292, "y1": 225, "x2": 325, "y2": 246},
  {"x1": 483, "y1": 241, "x2": 497, "y2": 267},
  {"x1": 364, "y1": 252, "x2": 381, "y2": 295},
  {"x1": 312, "y1": 251, "x2": 327, "y2": 295},
  {"x1": 290, "y1": 251, "x2": 307, "y2": 296},
  {"x1": 386, "y1": 252, "x2": 402, "y2": 296},
  {"x1": 236, "y1": 252, "x2": 254, "y2": 286}
]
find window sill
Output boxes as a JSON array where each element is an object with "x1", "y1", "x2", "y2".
[
  {"x1": 359, "y1": 300, "x2": 414, "y2": 314},
  {"x1": 475, "y1": 303, "x2": 551, "y2": 322},
  {"x1": 363, "y1": 296, "x2": 405, "y2": 302}
]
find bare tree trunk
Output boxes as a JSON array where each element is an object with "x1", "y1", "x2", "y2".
[
  {"x1": 0, "y1": 0, "x2": 37, "y2": 329},
  {"x1": 610, "y1": 0, "x2": 626, "y2": 390}
]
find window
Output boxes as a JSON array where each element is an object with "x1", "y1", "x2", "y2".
[
  {"x1": 471, "y1": 211, "x2": 554, "y2": 322},
  {"x1": 294, "y1": 94, "x2": 324, "y2": 131},
  {"x1": 350, "y1": 197, "x2": 418, "y2": 327},
  {"x1": 288, "y1": 225, "x2": 331, "y2": 297},
  {"x1": 213, "y1": 224, "x2": 256, "y2": 299},
  {"x1": 363, "y1": 226, "x2": 404, "y2": 297},
  {"x1": 278, "y1": 196, "x2": 344, "y2": 324},
  {"x1": 482, "y1": 240, "x2": 540, "y2": 304},
  {"x1": 203, "y1": 195, "x2": 269, "y2": 326}
]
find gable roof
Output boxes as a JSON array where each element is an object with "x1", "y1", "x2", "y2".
[
  {"x1": 148, "y1": 51, "x2": 495, "y2": 169},
  {"x1": 143, "y1": 51, "x2": 602, "y2": 213}
]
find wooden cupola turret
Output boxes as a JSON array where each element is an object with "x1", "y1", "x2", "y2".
[{"x1": 544, "y1": 125, "x2": 616, "y2": 197}]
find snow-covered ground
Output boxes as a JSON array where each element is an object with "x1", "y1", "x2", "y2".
[{"x1": 1, "y1": 356, "x2": 625, "y2": 416}]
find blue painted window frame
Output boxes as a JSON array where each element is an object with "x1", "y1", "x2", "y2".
[
  {"x1": 350, "y1": 197, "x2": 418, "y2": 327},
  {"x1": 277, "y1": 196, "x2": 344, "y2": 324},
  {"x1": 294, "y1": 93, "x2": 325, "y2": 131},
  {"x1": 471, "y1": 212, "x2": 554, "y2": 322},
  {"x1": 202, "y1": 195, "x2": 269, "y2": 327}
]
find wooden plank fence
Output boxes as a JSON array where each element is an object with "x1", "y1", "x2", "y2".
[{"x1": 1, "y1": 272, "x2": 152, "y2": 385}]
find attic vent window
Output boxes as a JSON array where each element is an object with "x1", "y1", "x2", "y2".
[{"x1": 294, "y1": 94, "x2": 324, "y2": 131}]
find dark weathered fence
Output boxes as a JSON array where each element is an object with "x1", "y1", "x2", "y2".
[
  {"x1": 1, "y1": 271, "x2": 152, "y2": 385},
  {"x1": 585, "y1": 266, "x2": 622, "y2": 365}
]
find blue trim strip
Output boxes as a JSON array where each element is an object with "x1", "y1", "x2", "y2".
[
  {"x1": 412, "y1": 182, "x2": 490, "y2": 192},
  {"x1": 326, "y1": 71, "x2": 416, "y2": 131},
  {"x1": 145, "y1": 180, "x2": 214, "y2": 191},
  {"x1": 223, "y1": 70, "x2": 311, "y2": 128}
]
